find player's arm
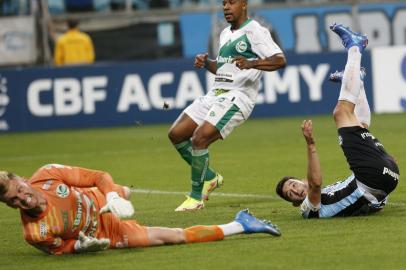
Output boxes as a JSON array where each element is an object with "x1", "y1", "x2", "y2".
[
  {"x1": 233, "y1": 53, "x2": 286, "y2": 71},
  {"x1": 301, "y1": 120, "x2": 322, "y2": 206},
  {"x1": 40, "y1": 164, "x2": 134, "y2": 218},
  {"x1": 194, "y1": 53, "x2": 217, "y2": 74},
  {"x1": 46, "y1": 165, "x2": 116, "y2": 195}
]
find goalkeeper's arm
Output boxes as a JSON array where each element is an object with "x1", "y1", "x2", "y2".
[{"x1": 47, "y1": 166, "x2": 134, "y2": 219}]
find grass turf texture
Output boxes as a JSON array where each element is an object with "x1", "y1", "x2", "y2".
[{"x1": 1, "y1": 114, "x2": 405, "y2": 270}]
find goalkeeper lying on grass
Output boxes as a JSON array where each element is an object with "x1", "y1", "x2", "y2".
[{"x1": 0, "y1": 164, "x2": 280, "y2": 255}]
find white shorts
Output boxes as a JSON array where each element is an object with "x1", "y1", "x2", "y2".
[{"x1": 184, "y1": 95, "x2": 245, "y2": 139}]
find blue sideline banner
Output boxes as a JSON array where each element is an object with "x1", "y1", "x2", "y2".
[
  {"x1": 180, "y1": 2, "x2": 406, "y2": 56},
  {"x1": 0, "y1": 51, "x2": 372, "y2": 132}
]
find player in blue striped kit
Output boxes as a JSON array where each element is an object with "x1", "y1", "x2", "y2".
[{"x1": 275, "y1": 23, "x2": 399, "y2": 218}]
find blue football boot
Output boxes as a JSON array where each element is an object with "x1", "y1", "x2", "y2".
[
  {"x1": 330, "y1": 23, "x2": 368, "y2": 52},
  {"x1": 235, "y1": 209, "x2": 281, "y2": 236},
  {"x1": 329, "y1": 67, "x2": 366, "y2": 83}
]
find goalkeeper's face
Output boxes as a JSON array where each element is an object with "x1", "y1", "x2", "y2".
[{"x1": 0, "y1": 178, "x2": 41, "y2": 210}]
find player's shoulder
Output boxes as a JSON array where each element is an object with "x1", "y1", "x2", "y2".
[
  {"x1": 29, "y1": 164, "x2": 72, "y2": 183},
  {"x1": 220, "y1": 25, "x2": 231, "y2": 36},
  {"x1": 78, "y1": 31, "x2": 92, "y2": 41},
  {"x1": 300, "y1": 196, "x2": 320, "y2": 219},
  {"x1": 245, "y1": 19, "x2": 268, "y2": 33},
  {"x1": 244, "y1": 19, "x2": 271, "y2": 41}
]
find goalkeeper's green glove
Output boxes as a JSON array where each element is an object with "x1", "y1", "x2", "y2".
[
  {"x1": 100, "y1": 191, "x2": 134, "y2": 219},
  {"x1": 74, "y1": 232, "x2": 110, "y2": 253}
]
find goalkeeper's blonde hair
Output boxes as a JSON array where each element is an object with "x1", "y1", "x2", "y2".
[{"x1": 0, "y1": 171, "x2": 15, "y2": 195}]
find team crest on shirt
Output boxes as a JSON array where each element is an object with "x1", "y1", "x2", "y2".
[
  {"x1": 235, "y1": 40, "x2": 247, "y2": 53},
  {"x1": 338, "y1": 135, "x2": 343, "y2": 146},
  {"x1": 55, "y1": 184, "x2": 70, "y2": 198}
]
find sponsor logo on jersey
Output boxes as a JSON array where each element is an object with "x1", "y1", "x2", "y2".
[
  {"x1": 235, "y1": 40, "x2": 247, "y2": 53},
  {"x1": 217, "y1": 55, "x2": 234, "y2": 64},
  {"x1": 382, "y1": 167, "x2": 399, "y2": 181},
  {"x1": 72, "y1": 191, "x2": 83, "y2": 233},
  {"x1": 375, "y1": 142, "x2": 384, "y2": 148},
  {"x1": 56, "y1": 184, "x2": 70, "y2": 198},
  {"x1": 360, "y1": 132, "x2": 375, "y2": 140},
  {"x1": 61, "y1": 210, "x2": 69, "y2": 233},
  {"x1": 41, "y1": 180, "x2": 53, "y2": 190},
  {"x1": 115, "y1": 235, "x2": 129, "y2": 248},
  {"x1": 40, "y1": 221, "x2": 47, "y2": 238},
  {"x1": 210, "y1": 111, "x2": 216, "y2": 117}
]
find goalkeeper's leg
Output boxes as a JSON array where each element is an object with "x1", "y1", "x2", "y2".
[{"x1": 145, "y1": 209, "x2": 281, "y2": 246}]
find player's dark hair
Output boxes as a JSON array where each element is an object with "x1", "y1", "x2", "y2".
[
  {"x1": 275, "y1": 176, "x2": 297, "y2": 202},
  {"x1": 67, "y1": 18, "x2": 79, "y2": 29}
]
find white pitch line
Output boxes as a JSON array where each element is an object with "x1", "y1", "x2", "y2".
[
  {"x1": 131, "y1": 188, "x2": 406, "y2": 206},
  {"x1": 131, "y1": 188, "x2": 278, "y2": 200}
]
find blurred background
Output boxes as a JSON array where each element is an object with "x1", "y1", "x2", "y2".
[{"x1": 0, "y1": 0, "x2": 405, "y2": 132}]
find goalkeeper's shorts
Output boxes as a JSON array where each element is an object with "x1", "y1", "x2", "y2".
[{"x1": 99, "y1": 218, "x2": 150, "y2": 248}]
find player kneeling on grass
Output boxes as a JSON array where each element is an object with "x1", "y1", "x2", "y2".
[
  {"x1": 0, "y1": 164, "x2": 280, "y2": 255},
  {"x1": 275, "y1": 23, "x2": 399, "y2": 218}
]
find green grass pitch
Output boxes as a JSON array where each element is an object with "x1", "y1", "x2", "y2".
[{"x1": 1, "y1": 113, "x2": 405, "y2": 270}]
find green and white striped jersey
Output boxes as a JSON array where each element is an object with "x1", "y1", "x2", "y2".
[{"x1": 212, "y1": 18, "x2": 282, "y2": 117}]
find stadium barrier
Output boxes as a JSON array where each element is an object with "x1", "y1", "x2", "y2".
[{"x1": 1, "y1": 49, "x2": 399, "y2": 133}]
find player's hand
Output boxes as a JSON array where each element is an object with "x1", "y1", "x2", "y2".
[
  {"x1": 301, "y1": 120, "x2": 315, "y2": 145},
  {"x1": 194, "y1": 53, "x2": 208, "y2": 68},
  {"x1": 74, "y1": 231, "x2": 110, "y2": 253},
  {"x1": 233, "y1": 56, "x2": 254, "y2": 69},
  {"x1": 100, "y1": 192, "x2": 134, "y2": 219}
]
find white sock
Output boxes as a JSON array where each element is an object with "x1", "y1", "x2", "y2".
[
  {"x1": 338, "y1": 46, "x2": 362, "y2": 104},
  {"x1": 354, "y1": 81, "x2": 371, "y2": 127},
  {"x1": 218, "y1": 221, "x2": 244, "y2": 236}
]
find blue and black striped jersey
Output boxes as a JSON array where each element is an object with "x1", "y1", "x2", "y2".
[{"x1": 300, "y1": 175, "x2": 387, "y2": 218}]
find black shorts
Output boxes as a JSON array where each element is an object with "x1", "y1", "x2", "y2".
[{"x1": 338, "y1": 126, "x2": 399, "y2": 194}]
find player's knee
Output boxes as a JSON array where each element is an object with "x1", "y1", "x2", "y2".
[
  {"x1": 172, "y1": 228, "x2": 186, "y2": 244},
  {"x1": 191, "y1": 132, "x2": 207, "y2": 148},
  {"x1": 158, "y1": 228, "x2": 185, "y2": 245},
  {"x1": 168, "y1": 127, "x2": 181, "y2": 144}
]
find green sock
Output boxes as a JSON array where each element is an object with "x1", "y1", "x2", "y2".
[
  {"x1": 175, "y1": 141, "x2": 216, "y2": 180},
  {"x1": 190, "y1": 149, "x2": 211, "y2": 200}
]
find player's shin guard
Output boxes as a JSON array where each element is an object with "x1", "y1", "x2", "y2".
[
  {"x1": 175, "y1": 141, "x2": 216, "y2": 180},
  {"x1": 190, "y1": 149, "x2": 211, "y2": 200},
  {"x1": 354, "y1": 81, "x2": 371, "y2": 127},
  {"x1": 338, "y1": 46, "x2": 362, "y2": 104},
  {"x1": 184, "y1": 225, "x2": 224, "y2": 243},
  {"x1": 175, "y1": 140, "x2": 193, "y2": 164}
]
